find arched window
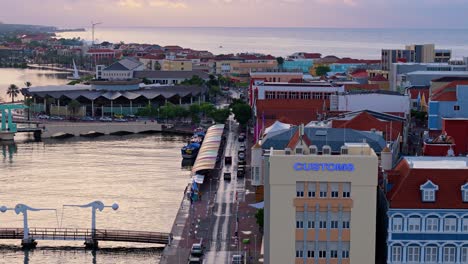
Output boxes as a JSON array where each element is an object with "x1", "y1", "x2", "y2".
[
  {"x1": 391, "y1": 244, "x2": 402, "y2": 262},
  {"x1": 443, "y1": 245, "x2": 456, "y2": 263},
  {"x1": 425, "y1": 244, "x2": 438, "y2": 263},
  {"x1": 420, "y1": 180, "x2": 439, "y2": 202},
  {"x1": 443, "y1": 216, "x2": 457, "y2": 232},
  {"x1": 426, "y1": 216, "x2": 439, "y2": 232},
  {"x1": 462, "y1": 246, "x2": 468, "y2": 263},
  {"x1": 461, "y1": 183, "x2": 468, "y2": 202},
  {"x1": 407, "y1": 244, "x2": 421, "y2": 262},
  {"x1": 392, "y1": 216, "x2": 403, "y2": 232},
  {"x1": 408, "y1": 216, "x2": 421, "y2": 232}
]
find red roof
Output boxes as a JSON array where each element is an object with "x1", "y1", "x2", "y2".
[
  {"x1": 335, "y1": 58, "x2": 381, "y2": 64},
  {"x1": 369, "y1": 74, "x2": 388, "y2": 82},
  {"x1": 387, "y1": 158, "x2": 468, "y2": 209},
  {"x1": 87, "y1": 48, "x2": 116, "y2": 53},
  {"x1": 351, "y1": 70, "x2": 368, "y2": 79},
  {"x1": 407, "y1": 86, "x2": 429, "y2": 100},
  {"x1": 303, "y1": 53, "x2": 322, "y2": 59},
  {"x1": 256, "y1": 99, "x2": 327, "y2": 126},
  {"x1": 344, "y1": 84, "x2": 380, "y2": 91},
  {"x1": 141, "y1": 54, "x2": 165, "y2": 60},
  {"x1": 287, "y1": 130, "x2": 312, "y2": 149},
  {"x1": 164, "y1": 45, "x2": 183, "y2": 50},
  {"x1": 431, "y1": 80, "x2": 468, "y2": 101}
]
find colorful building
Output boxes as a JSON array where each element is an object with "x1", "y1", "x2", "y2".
[
  {"x1": 263, "y1": 140, "x2": 379, "y2": 264},
  {"x1": 283, "y1": 60, "x2": 314, "y2": 73},
  {"x1": 386, "y1": 156, "x2": 468, "y2": 263},
  {"x1": 428, "y1": 80, "x2": 468, "y2": 130},
  {"x1": 161, "y1": 59, "x2": 192, "y2": 71}
]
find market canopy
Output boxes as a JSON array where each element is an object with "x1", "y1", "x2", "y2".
[{"x1": 191, "y1": 124, "x2": 225, "y2": 174}]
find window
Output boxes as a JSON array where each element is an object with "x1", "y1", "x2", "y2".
[
  {"x1": 342, "y1": 250, "x2": 349, "y2": 258},
  {"x1": 290, "y1": 92, "x2": 298, "y2": 99},
  {"x1": 342, "y1": 221, "x2": 350, "y2": 229},
  {"x1": 426, "y1": 217, "x2": 439, "y2": 232},
  {"x1": 462, "y1": 247, "x2": 468, "y2": 263},
  {"x1": 407, "y1": 246, "x2": 420, "y2": 262},
  {"x1": 308, "y1": 220, "x2": 315, "y2": 229},
  {"x1": 463, "y1": 218, "x2": 468, "y2": 232},
  {"x1": 296, "y1": 182, "x2": 304, "y2": 197},
  {"x1": 423, "y1": 190, "x2": 435, "y2": 201},
  {"x1": 330, "y1": 250, "x2": 338, "y2": 258},
  {"x1": 331, "y1": 183, "x2": 339, "y2": 198},
  {"x1": 420, "y1": 180, "x2": 438, "y2": 202},
  {"x1": 319, "y1": 251, "x2": 326, "y2": 258},
  {"x1": 296, "y1": 220, "x2": 304, "y2": 229},
  {"x1": 443, "y1": 246, "x2": 456, "y2": 263},
  {"x1": 331, "y1": 221, "x2": 338, "y2": 229},
  {"x1": 342, "y1": 183, "x2": 351, "y2": 198},
  {"x1": 308, "y1": 183, "x2": 316, "y2": 197},
  {"x1": 391, "y1": 246, "x2": 402, "y2": 262},
  {"x1": 319, "y1": 221, "x2": 327, "y2": 229},
  {"x1": 307, "y1": 250, "x2": 314, "y2": 258},
  {"x1": 408, "y1": 217, "x2": 421, "y2": 232},
  {"x1": 342, "y1": 212, "x2": 350, "y2": 229},
  {"x1": 464, "y1": 190, "x2": 468, "y2": 202},
  {"x1": 296, "y1": 250, "x2": 303, "y2": 258},
  {"x1": 454, "y1": 105, "x2": 460, "y2": 111},
  {"x1": 319, "y1": 183, "x2": 327, "y2": 198},
  {"x1": 301, "y1": 92, "x2": 310, "y2": 100},
  {"x1": 461, "y1": 183, "x2": 468, "y2": 202},
  {"x1": 444, "y1": 218, "x2": 457, "y2": 232},
  {"x1": 425, "y1": 246, "x2": 438, "y2": 263}
]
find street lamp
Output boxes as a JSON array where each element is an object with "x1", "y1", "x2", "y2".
[
  {"x1": 63, "y1": 201, "x2": 118, "y2": 248},
  {"x1": 1, "y1": 204, "x2": 57, "y2": 248}
]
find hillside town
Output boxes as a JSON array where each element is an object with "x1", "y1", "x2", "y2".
[{"x1": 1, "y1": 28, "x2": 468, "y2": 264}]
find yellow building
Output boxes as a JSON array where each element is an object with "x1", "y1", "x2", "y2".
[
  {"x1": 263, "y1": 140, "x2": 378, "y2": 264},
  {"x1": 215, "y1": 60, "x2": 278, "y2": 82},
  {"x1": 161, "y1": 59, "x2": 192, "y2": 71}
]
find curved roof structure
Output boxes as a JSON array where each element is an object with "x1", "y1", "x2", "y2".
[
  {"x1": 191, "y1": 124, "x2": 225, "y2": 174},
  {"x1": 264, "y1": 120, "x2": 292, "y2": 135}
]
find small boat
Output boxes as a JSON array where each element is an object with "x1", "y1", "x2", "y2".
[
  {"x1": 190, "y1": 131, "x2": 205, "y2": 143},
  {"x1": 181, "y1": 142, "x2": 201, "y2": 159},
  {"x1": 67, "y1": 59, "x2": 81, "y2": 80}
]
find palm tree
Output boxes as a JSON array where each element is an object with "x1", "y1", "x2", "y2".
[
  {"x1": 24, "y1": 81, "x2": 32, "y2": 88},
  {"x1": 6, "y1": 84, "x2": 20, "y2": 103}
]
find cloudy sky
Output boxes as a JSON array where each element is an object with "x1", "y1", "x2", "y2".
[{"x1": 1, "y1": 0, "x2": 467, "y2": 28}]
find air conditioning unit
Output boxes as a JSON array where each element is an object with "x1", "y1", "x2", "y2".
[
  {"x1": 285, "y1": 148, "x2": 292, "y2": 155},
  {"x1": 341, "y1": 146, "x2": 349, "y2": 155},
  {"x1": 309, "y1": 145, "x2": 318, "y2": 155},
  {"x1": 322, "y1": 145, "x2": 331, "y2": 155}
]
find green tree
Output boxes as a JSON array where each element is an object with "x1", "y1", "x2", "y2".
[
  {"x1": 181, "y1": 75, "x2": 205, "y2": 86},
  {"x1": 68, "y1": 99, "x2": 81, "y2": 117},
  {"x1": 230, "y1": 100, "x2": 251, "y2": 126},
  {"x1": 6, "y1": 84, "x2": 20, "y2": 103},
  {"x1": 255, "y1": 208, "x2": 264, "y2": 230},
  {"x1": 209, "y1": 108, "x2": 230, "y2": 124},
  {"x1": 315, "y1": 65, "x2": 331, "y2": 76},
  {"x1": 276, "y1": 56, "x2": 285, "y2": 69},
  {"x1": 24, "y1": 81, "x2": 32, "y2": 88},
  {"x1": 24, "y1": 97, "x2": 33, "y2": 120},
  {"x1": 199, "y1": 102, "x2": 215, "y2": 118},
  {"x1": 142, "y1": 77, "x2": 152, "y2": 85}
]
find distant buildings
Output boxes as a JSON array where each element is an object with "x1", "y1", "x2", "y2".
[
  {"x1": 262, "y1": 139, "x2": 379, "y2": 264},
  {"x1": 161, "y1": 59, "x2": 192, "y2": 71},
  {"x1": 428, "y1": 80, "x2": 468, "y2": 130},
  {"x1": 382, "y1": 44, "x2": 443, "y2": 71},
  {"x1": 134, "y1": 70, "x2": 209, "y2": 85},
  {"x1": 96, "y1": 57, "x2": 144, "y2": 80},
  {"x1": 250, "y1": 71, "x2": 303, "y2": 83},
  {"x1": 386, "y1": 156, "x2": 468, "y2": 264}
]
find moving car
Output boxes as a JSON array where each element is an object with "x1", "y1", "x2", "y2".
[
  {"x1": 190, "y1": 243, "x2": 203, "y2": 256},
  {"x1": 187, "y1": 256, "x2": 202, "y2": 264},
  {"x1": 225, "y1": 156, "x2": 232, "y2": 166},
  {"x1": 224, "y1": 172, "x2": 231, "y2": 181}
]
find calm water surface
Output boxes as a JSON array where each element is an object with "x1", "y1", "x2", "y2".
[
  {"x1": 60, "y1": 27, "x2": 468, "y2": 58},
  {"x1": 0, "y1": 133, "x2": 191, "y2": 263},
  {"x1": 0, "y1": 68, "x2": 68, "y2": 102}
]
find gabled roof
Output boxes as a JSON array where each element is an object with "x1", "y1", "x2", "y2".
[
  {"x1": 286, "y1": 129, "x2": 312, "y2": 149},
  {"x1": 387, "y1": 156, "x2": 468, "y2": 209},
  {"x1": 406, "y1": 86, "x2": 429, "y2": 100},
  {"x1": 104, "y1": 57, "x2": 143, "y2": 71},
  {"x1": 431, "y1": 80, "x2": 468, "y2": 101}
]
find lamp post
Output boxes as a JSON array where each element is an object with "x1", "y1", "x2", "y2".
[
  {"x1": 0, "y1": 204, "x2": 56, "y2": 248},
  {"x1": 63, "y1": 201, "x2": 118, "y2": 249}
]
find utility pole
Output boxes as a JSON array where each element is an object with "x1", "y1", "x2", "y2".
[{"x1": 91, "y1": 21, "x2": 102, "y2": 46}]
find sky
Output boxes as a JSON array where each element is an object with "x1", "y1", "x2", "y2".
[{"x1": 1, "y1": 0, "x2": 468, "y2": 28}]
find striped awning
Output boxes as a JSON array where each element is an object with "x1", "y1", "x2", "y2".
[{"x1": 191, "y1": 124, "x2": 225, "y2": 174}]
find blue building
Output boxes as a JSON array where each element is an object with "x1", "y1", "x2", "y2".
[
  {"x1": 428, "y1": 81, "x2": 468, "y2": 130},
  {"x1": 386, "y1": 156, "x2": 468, "y2": 263},
  {"x1": 327, "y1": 63, "x2": 366, "y2": 76},
  {"x1": 282, "y1": 60, "x2": 313, "y2": 73}
]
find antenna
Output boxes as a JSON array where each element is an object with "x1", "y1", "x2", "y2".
[{"x1": 91, "y1": 21, "x2": 102, "y2": 45}]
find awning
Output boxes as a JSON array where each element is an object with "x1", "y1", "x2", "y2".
[
  {"x1": 191, "y1": 124, "x2": 225, "y2": 174},
  {"x1": 193, "y1": 174, "x2": 205, "y2": 184},
  {"x1": 249, "y1": 201, "x2": 264, "y2": 209}
]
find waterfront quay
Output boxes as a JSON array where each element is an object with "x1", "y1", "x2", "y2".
[{"x1": 161, "y1": 119, "x2": 263, "y2": 264}]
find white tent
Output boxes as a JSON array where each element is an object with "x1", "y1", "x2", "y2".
[{"x1": 264, "y1": 121, "x2": 291, "y2": 135}]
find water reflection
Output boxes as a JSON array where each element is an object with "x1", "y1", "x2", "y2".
[{"x1": 1, "y1": 142, "x2": 17, "y2": 162}]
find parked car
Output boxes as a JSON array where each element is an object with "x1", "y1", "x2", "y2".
[
  {"x1": 37, "y1": 114, "x2": 50, "y2": 120},
  {"x1": 190, "y1": 243, "x2": 203, "y2": 256},
  {"x1": 115, "y1": 118, "x2": 128, "y2": 122},
  {"x1": 50, "y1": 116, "x2": 64, "y2": 121},
  {"x1": 99, "y1": 116, "x2": 112, "y2": 122},
  {"x1": 238, "y1": 159, "x2": 246, "y2": 166},
  {"x1": 238, "y1": 134, "x2": 245, "y2": 142},
  {"x1": 238, "y1": 145, "x2": 246, "y2": 153},
  {"x1": 231, "y1": 254, "x2": 243, "y2": 264},
  {"x1": 224, "y1": 172, "x2": 231, "y2": 181},
  {"x1": 238, "y1": 152, "x2": 245, "y2": 160},
  {"x1": 237, "y1": 166, "x2": 245, "y2": 178},
  {"x1": 81, "y1": 116, "x2": 94, "y2": 121}
]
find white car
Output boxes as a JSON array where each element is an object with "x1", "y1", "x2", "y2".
[
  {"x1": 50, "y1": 116, "x2": 64, "y2": 121},
  {"x1": 99, "y1": 116, "x2": 112, "y2": 122},
  {"x1": 37, "y1": 114, "x2": 50, "y2": 120}
]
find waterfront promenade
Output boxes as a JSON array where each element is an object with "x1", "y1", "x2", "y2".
[{"x1": 161, "y1": 118, "x2": 263, "y2": 264}]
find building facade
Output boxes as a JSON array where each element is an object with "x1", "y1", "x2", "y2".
[
  {"x1": 386, "y1": 156, "x2": 468, "y2": 264},
  {"x1": 264, "y1": 142, "x2": 378, "y2": 264},
  {"x1": 428, "y1": 81, "x2": 468, "y2": 130}
]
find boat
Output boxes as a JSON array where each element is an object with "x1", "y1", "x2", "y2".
[
  {"x1": 67, "y1": 59, "x2": 81, "y2": 80},
  {"x1": 190, "y1": 131, "x2": 205, "y2": 143},
  {"x1": 181, "y1": 142, "x2": 201, "y2": 159}
]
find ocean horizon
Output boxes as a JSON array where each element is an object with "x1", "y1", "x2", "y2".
[{"x1": 59, "y1": 27, "x2": 468, "y2": 59}]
